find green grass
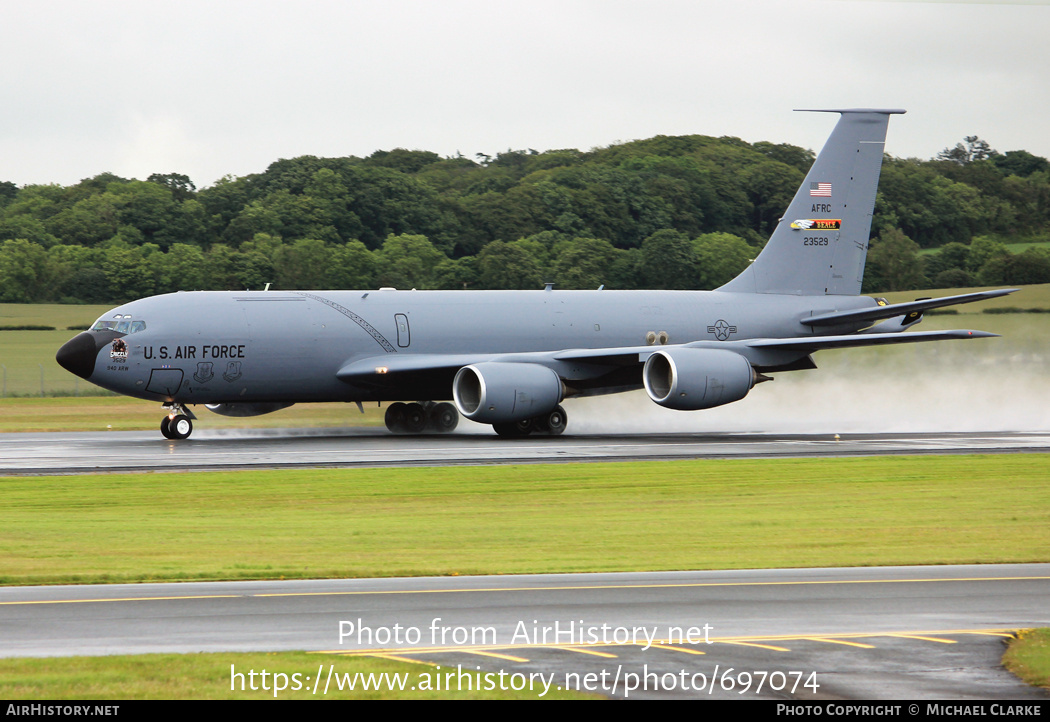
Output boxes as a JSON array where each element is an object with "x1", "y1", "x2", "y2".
[
  {"x1": 0, "y1": 652, "x2": 590, "y2": 699},
  {"x1": 0, "y1": 304, "x2": 114, "y2": 396},
  {"x1": 0, "y1": 396, "x2": 384, "y2": 432},
  {"x1": 1004, "y1": 241, "x2": 1050, "y2": 254},
  {"x1": 916, "y1": 240, "x2": 1050, "y2": 256},
  {"x1": 2, "y1": 455, "x2": 1048, "y2": 586},
  {"x1": 882, "y1": 282, "x2": 1050, "y2": 310},
  {"x1": 0, "y1": 329, "x2": 115, "y2": 397},
  {"x1": 0, "y1": 303, "x2": 112, "y2": 329},
  {"x1": 1003, "y1": 629, "x2": 1050, "y2": 692}
]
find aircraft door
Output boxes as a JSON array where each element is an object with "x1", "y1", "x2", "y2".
[
  {"x1": 395, "y1": 313, "x2": 410, "y2": 348},
  {"x1": 146, "y1": 368, "x2": 184, "y2": 397}
]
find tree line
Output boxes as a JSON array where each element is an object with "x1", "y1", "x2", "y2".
[{"x1": 0, "y1": 131, "x2": 1048, "y2": 303}]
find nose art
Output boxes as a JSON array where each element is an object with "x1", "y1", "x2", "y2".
[{"x1": 56, "y1": 332, "x2": 99, "y2": 380}]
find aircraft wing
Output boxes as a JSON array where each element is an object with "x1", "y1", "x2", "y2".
[
  {"x1": 337, "y1": 328, "x2": 998, "y2": 386},
  {"x1": 801, "y1": 289, "x2": 1017, "y2": 327},
  {"x1": 337, "y1": 354, "x2": 483, "y2": 381},
  {"x1": 336, "y1": 346, "x2": 664, "y2": 387}
]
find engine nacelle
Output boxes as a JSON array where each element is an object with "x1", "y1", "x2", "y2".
[
  {"x1": 204, "y1": 401, "x2": 295, "y2": 417},
  {"x1": 453, "y1": 362, "x2": 563, "y2": 424},
  {"x1": 643, "y1": 348, "x2": 755, "y2": 411}
]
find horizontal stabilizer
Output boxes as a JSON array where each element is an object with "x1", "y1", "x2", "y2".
[
  {"x1": 801, "y1": 289, "x2": 1018, "y2": 327},
  {"x1": 795, "y1": 108, "x2": 907, "y2": 115},
  {"x1": 748, "y1": 329, "x2": 998, "y2": 353}
]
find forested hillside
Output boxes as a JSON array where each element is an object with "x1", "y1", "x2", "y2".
[{"x1": 1, "y1": 133, "x2": 1047, "y2": 303}]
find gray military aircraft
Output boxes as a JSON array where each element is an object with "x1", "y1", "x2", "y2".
[{"x1": 57, "y1": 109, "x2": 1015, "y2": 440}]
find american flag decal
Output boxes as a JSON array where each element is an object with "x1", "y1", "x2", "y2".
[{"x1": 809, "y1": 182, "x2": 832, "y2": 197}]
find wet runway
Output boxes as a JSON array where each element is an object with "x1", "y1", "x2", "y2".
[
  {"x1": 2, "y1": 427, "x2": 1049, "y2": 475},
  {"x1": 2, "y1": 565, "x2": 1048, "y2": 699},
  {"x1": 4, "y1": 425, "x2": 1049, "y2": 698}
]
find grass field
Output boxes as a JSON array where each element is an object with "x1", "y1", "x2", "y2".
[
  {"x1": 0, "y1": 303, "x2": 113, "y2": 397},
  {"x1": 880, "y1": 282, "x2": 1050, "y2": 308},
  {"x1": 1003, "y1": 629, "x2": 1050, "y2": 692},
  {"x1": 1004, "y1": 241, "x2": 1050, "y2": 255},
  {"x1": 0, "y1": 652, "x2": 592, "y2": 699},
  {"x1": 0, "y1": 396, "x2": 385, "y2": 432},
  {"x1": 2, "y1": 455, "x2": 1048, "y2": 586}
]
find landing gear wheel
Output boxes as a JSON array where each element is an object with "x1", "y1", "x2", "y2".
[
  {"x1": 385, "y1": 402, "x2": 408, "y2": 433},
  {"x1": 160, "y1": 416, "x2": 173, "y2": 439},
  {"x1": 493, "y1": 420, "x2": 532, "y2": 437},
  {"x1": 543, "y1": 405, "x2": 567, "y2": 436},
  {"x1": 168, "y1": 415, "x2": 193, "y2": 440},
  {"x1": 403, "y1": 403, "x2": 427, "y2": 434},
  {"x1": 429, "y1": 402, "x2": 459, "y2": 433}
]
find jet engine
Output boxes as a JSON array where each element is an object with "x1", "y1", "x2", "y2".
[
  {"x1": 643, "y1": 348, "x2": 755, "y2": 411},
  {"x1": 204, "y1": 402, "x2": 295, "y2": 417},
  {"x1": 453, "y1": 362, "x2": 563, "y2": 424}
]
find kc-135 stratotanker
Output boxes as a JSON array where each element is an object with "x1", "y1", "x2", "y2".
[{"x1": 57, "y1": 109, "x2": 1015, "y2": 439}]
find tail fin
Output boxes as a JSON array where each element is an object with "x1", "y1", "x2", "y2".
[{"x1": 719, "y1": 108, "x2": 905, "y2": 296}]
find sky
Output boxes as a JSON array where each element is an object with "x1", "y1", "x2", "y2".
[{"x1": 2, "y1": 0, "x2": 1048, "y2": 189}]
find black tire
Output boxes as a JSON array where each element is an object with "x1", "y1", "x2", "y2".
[
  {"x1": 493, "y1": 420, "x2": 531, "y2": 437},
  {"x1": 403, "y1": 403, "x2": 427, "y2": 433},
  {"x1": 160, "y1": 416, "x2": 173, "y2": 439},
  {"x1": 545, "y1": 405, "x2": 567, "y2": 436},
  {"x1": 429, "y1": 402, "x2": 459, "y2": 433},
  {"x1": 384, "y1": 402, "x2": 407, "y2": 433},
  {"x1": 168, "y1": 414, "x2": 193, "y2": 440}
]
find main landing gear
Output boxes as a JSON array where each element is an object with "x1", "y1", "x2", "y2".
[
  {"x1": 384, "y1": 401, "x2": 459, "y2": 434},
  {"x1": 160, "y1": 403, "x2": 194, "y2": 440},
  {"x1": 492, "y1": 404, "x2": 567, "y2": 438}
]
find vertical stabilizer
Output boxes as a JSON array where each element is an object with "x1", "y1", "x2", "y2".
[{"x1": 719, "y1": 109, "x2": 904, "y2": 296}]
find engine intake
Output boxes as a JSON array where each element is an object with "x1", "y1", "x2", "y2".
[
  {"x1": 453, "y1": 362, "x2": 563, "y2": 424},
  {"x1": 643, "y1": 348, "x2": 755, "y2": 411}
]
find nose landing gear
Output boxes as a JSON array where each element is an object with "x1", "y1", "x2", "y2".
[{"x1": 160, "y1": 403, "x2": 195, "y2": 440}]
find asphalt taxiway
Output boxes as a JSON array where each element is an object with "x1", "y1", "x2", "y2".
[
  {"x1": 2, "y1": 428, "x2": 1050, "y2": 475},
  {"x1": 2, "y1": 564, "x2": 1048, "y2": 699}
]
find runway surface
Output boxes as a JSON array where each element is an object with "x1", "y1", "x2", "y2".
[
  {"x1": 2, "y1": 564, "x2": 1048, "y2": 699},
  {"x1": 3, "y1": 427, "x2": 1050, "y2": 475},
  {"x1": 4, "y1": 428, "x2": 1048, "y2": 698}
]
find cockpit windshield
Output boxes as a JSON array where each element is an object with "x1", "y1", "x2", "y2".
[{"x1": 91, "y1": 314, "x2": 147, "y2": 334}]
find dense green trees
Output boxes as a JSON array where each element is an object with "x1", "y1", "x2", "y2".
[{"x1": 1, "y1": 130, "x2": 1048, "y2": 303}]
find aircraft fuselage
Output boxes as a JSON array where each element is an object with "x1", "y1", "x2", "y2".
[{"x1": 74, "y1": 288, "x2": 876, "y2": 405}]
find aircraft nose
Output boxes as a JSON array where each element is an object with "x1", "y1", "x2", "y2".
[{"x1": 56, "y1": 332, "x2": 100, "y2": 380}]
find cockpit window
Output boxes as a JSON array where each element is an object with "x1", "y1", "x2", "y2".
[{"x1": 91, "y1": 315, "x2": 147, "y2": 334}]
